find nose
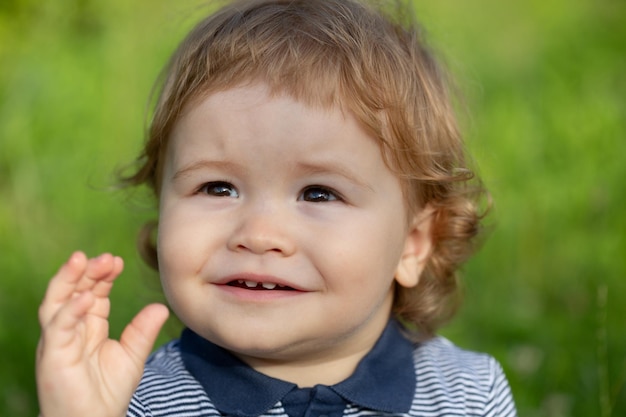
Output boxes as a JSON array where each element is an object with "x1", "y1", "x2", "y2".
[{"x1": 227, "y1": 201, "x2": 296, "y2": 256}]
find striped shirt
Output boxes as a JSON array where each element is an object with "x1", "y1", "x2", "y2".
[{"x1": 128, "y1": 323, "x2": 516, "y2": 417}]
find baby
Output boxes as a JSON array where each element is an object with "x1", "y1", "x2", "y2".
[{"x1": 36, "y1": 0, "x2": 517, "y2": 416}]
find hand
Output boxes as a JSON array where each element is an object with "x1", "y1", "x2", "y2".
[{"x1": 36, "y1": 252, "x2": 169, "y2": 417}]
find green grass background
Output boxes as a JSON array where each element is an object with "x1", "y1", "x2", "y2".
[{"x1": 1, "y1": 0, "x2": 624, "y2": 416}]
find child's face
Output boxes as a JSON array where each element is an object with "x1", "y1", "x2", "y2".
[{"x1": 157, "y1": 83, "x2": 428, "y2": 374}]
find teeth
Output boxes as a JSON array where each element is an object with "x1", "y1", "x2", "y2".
[{"x1": 236, "y1": 280, "x2": 282, "y2": 290}]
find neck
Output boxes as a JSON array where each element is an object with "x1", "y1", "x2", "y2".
[
  {"x1": 234, "y1": 315, "x2": 390, "y2": 387},
  {"x1": 240, "y1": 345, "x2": 371, "y2": 387}
]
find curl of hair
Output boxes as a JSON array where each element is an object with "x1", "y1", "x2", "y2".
[{"x1": 120, "y1": 0, "x2": 490, "y2": 337}]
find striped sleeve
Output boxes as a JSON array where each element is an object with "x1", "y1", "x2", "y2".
[
  {"x1": 484, "y1": 357, "x2": 516, "y2": 417},
  {"x1": 126, "y1": 340, "x2": 222, "y2": 417},
  {"x1": 410, "y1": 337, "x2": 517, "y2": 417}
]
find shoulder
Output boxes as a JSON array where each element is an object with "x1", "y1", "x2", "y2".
[
  {"x1": 413, "y1": 336, "x2": 500, "y2": 382},
  {"x1": 127, "y1": 340, "x2": 220, "y2": 417},
  {"x1": 409, "y1": 336, "x2": 517, "y2": 417}
]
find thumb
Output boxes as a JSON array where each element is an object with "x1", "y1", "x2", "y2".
[{"x1": 120, "y1": 303, "x2": 170, "y2": 366}]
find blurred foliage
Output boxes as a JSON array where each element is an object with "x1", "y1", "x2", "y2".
[{"x1": 1, "y1": 0, "x2": 624, "y2": 416}]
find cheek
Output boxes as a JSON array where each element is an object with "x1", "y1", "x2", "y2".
[
  {"x1": 318, "y1": 217, "x2": 405, "y2": 290},
  {"x1": 156, "y1": 210, "x2": 205, "y2": 309},
  {"x1": 156, "y1": 208, "x2": 201, "y2": 274}
]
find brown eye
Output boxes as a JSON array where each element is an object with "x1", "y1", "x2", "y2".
[
  {"x1": 300, "y1": 186, "x2": 339, "y2": 202},
  {"x1": 199, "y1": 182, "x2": 239, "y2": 197}
]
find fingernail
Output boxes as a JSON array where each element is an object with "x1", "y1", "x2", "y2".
[
  {"x1": 69, "y1": 251, "x2": 84, "y2": 263},
  {"x1": 96, "y1": 253, "x2": 112, "y2": 262}
]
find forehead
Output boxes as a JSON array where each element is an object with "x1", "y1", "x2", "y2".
[{"x1": 167, "y1": 84, "x2": 375, "y2": 162}]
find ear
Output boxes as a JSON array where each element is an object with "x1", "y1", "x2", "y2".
[{"x1": 395, "y1": 206, "x2": 434, "y2": 288}]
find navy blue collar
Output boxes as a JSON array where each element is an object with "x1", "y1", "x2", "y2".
[{"x1": 180, "y1": 320, "x2": 416, "y2": 416}]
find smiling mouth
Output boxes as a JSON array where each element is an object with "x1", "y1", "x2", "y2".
[{"x1": 227, "y1": 280, "x2": 296, "y2": 291}]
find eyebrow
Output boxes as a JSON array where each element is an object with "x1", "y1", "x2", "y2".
[
  {"x1": 172, "y1": 160, "x2": 241, "y2": 180},
  {"x1": 296, "y1": 161, "x2": 374, "y2": 192}
]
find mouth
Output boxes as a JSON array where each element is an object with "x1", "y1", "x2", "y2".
[{"x1": 226, "y1": 279, "x2": 296, "y2": 291}]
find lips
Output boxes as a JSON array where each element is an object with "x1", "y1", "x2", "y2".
[
  {"x1": 215, "y1": 272, "x2": 305, "y2": 292},
  {"x1": 227, "y1": 279, "x2": 296, "y2": 291}
]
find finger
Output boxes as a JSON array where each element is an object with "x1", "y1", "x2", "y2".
[
  {"x1": 67, "y1": 256, "x2": 124, "y2": 322},
  {"x1": 39, "y1": 291, "x2": 96, "y2": 358},
  {"x1": 87, "y1": 256, "x2": 124, "y2": 299},
  {"x1": 119, "y1": 304, "x2": 170, "y2": 366},
  {"x1": 74, "y1": 253, "x2": 119, "y2": 294},
  {"x1": 39, "y1": 252, "x2": 88, "y2": 326}
]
